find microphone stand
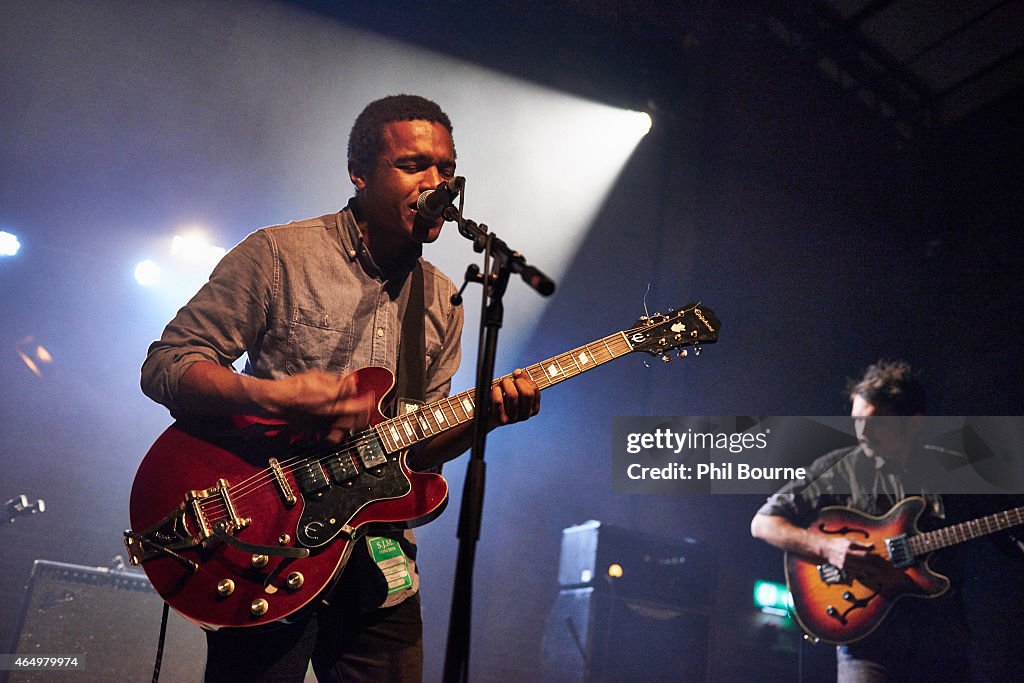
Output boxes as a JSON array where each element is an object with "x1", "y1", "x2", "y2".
[{"x1": 442, "y1": 188, "x2": 554, "y2": 683}]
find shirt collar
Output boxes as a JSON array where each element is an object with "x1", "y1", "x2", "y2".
[
  {"x1": 336, "y1": 203, "x2": 419, "y2": 284},
  {"x1": 337, "y1": 203, "x2": 366, "y2": 263}
]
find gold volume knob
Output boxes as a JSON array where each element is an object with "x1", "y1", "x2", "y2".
[
  {"x1": 250, "y1": 599, "x2": 269, "y2": 617},
  {"x1": 251, "y1": 554, "x2": 269, "y2": 569},
  {"x1": 216, "y1": 579, "x2": 235, "y2": 596},
  {"x1": 285, "y1": 572, "x2": 304, "y2": 590}
]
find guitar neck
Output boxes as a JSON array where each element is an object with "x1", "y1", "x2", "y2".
[
  {"x1": 374, "y1": 331, "x2": 635, "y2": 454},
  {"x1": 911, "y1": 506, "x2": 1024, "y2": 556}
]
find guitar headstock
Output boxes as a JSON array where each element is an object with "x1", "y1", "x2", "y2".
[{"x1": 626, "y1": 303, "x2": 720, "y2": 359}]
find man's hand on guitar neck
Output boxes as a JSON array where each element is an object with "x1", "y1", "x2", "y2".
[
  {"x1": 751, "y1": 513, "x2": 874, "y2": 569},
  {"x1": 408, "y1": 368, "x2": 541, "y2": 471},
  {"x1": 489, "y1": 368, "x2": 541, "y2": 428}
]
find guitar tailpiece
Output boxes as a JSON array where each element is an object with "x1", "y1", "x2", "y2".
[{"x1": 123, "y1": 529, "x2": 199, "y2": 572}]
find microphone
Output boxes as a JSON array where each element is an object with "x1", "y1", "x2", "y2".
[{"x1": 416, "y1": 178, "x2": 462, "y2": 221}]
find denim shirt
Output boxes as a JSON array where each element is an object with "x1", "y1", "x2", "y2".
[
  {"x1": 140, "y1": 206, "x2": 463, "y2": 609},
  {"x1": 142, "y1": 206, "x2": 463, "y2": 412}
]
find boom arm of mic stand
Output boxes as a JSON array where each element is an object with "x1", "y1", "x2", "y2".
[{"x1": 443, "y1": 206, "x2": 556, "y2": 297}]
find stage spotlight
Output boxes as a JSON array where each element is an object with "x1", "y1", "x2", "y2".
[
  {"x1": 135, "y1": 229, "x2": 225, "y2": 292},
  {"x1": 629, "y1": 110, "x2": 653, "y2": 137},
  {"x1": 134, "y1": 259, "x2": 161, "y2": 286},
  {"x1": 0, "y1": 230, "x2": 21, "y2": 256},
  {"x1": 172, "y1": 231, "x2": 226, "y2": 266}
]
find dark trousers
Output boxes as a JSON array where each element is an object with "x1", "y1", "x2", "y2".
[
  {"x1": 203, "y1": 592, "x2": 423, "y2": 682},
  {"x1": 835, "y1": 594, "x2": 969, "y2": 683}
]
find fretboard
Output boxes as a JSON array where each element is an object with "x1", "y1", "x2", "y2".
[
  {"x1": 373, "y1": 331, "x2": 635, "y2": 454},
  {"x1": 909, "y1": 506, "x2": 1024, "y2": 556}
]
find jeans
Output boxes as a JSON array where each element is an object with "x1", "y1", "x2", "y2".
[{"x1": 203, "y1": 591, "x2": 423, "y2": 682}]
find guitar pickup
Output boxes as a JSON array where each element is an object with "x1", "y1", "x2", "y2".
[
  {"x1": 885, "y1": 534, "x2": 913, "y2": 568},
  {"x1": 324, "y1": 454, "x2": 359, "y2": 484},
  {"x1": 294, "y1": 460, "x2": 330, "y2": 494},
  {"x1": 356, "y1": 436, "x2": 388, "y2": 470}
]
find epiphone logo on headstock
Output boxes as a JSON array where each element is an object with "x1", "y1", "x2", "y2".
[{"x1": 694, "y1": 308, "x2": 715, "y2": 332}]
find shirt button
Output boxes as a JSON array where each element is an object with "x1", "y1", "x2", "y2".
[{"x1": 376, "y1": 328, "x2": 384, "y2": 338}]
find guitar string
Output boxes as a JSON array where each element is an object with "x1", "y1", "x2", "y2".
[
  {"x1": 196, "y1": 335, "x2": 642, "y2": 521},
  {"x1": 195, "y1": 332, "x2": 652, "y2": 521},
  {"x1": 197, "y1": 333, "x2": 633, "y2": 513},
  {"x1": 911, "y1": 507, "x2": 1024, "y2": 554},
  {"x1": 193, "y1": 326, "x2": 673, "y2": 521}
]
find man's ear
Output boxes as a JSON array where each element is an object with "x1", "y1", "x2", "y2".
[{"x1": 349, "y1": 163, "x2": 367, "y2": 192}]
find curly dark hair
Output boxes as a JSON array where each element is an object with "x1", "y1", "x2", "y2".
[
  {"x1": 847, "y1": 360, "x2": 926, "y2": 415},
  {"x1": 347, "y1": 94, "x2": 455, "y2": 174}
]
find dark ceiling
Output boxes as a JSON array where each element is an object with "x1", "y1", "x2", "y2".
[
  {"x1": 293, "y1": 0, "x2": 1024, "y2": 140},
  {"x1": 764, "y1": 0, "x2": 1024, "y2": 135}
]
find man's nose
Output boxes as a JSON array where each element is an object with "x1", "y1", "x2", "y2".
[{"x1": 420, "y1": 166, "x2": 444, "y2": 192}]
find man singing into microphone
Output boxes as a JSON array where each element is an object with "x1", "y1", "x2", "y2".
[{"x1": 141, "y1": 94, "x2": 540, "y2": 681}]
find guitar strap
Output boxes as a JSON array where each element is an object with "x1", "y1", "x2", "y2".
[
  {"x1": 363, "y1": 260, "x2": 425, "y2": 605},
  {"x1": 394, "y1": 260, "x2": 426, "y2": 411}
]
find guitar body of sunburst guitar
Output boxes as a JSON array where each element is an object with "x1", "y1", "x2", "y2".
[{"x1": 785, "y1": 497, "x2": 949, "y2": 644}]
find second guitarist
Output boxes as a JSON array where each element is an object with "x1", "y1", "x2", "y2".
[{"x1": 750, "y1": 361, "x2": 971, "y2": 682}]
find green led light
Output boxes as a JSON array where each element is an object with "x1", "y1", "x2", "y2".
[{"x1": 753, "y1": 579, "x2": 793, "y2": 613}]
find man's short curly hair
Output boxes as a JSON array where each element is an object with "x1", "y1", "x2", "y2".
[
  {"x1": 847, "y1": 360, "x2": 926, "y2": 415},
  {"x1": 347, "y1": 94, "x2": 454, "y2": 173}
]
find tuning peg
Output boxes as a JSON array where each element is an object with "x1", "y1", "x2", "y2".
[
  {"x1": 678, "y1": 349, "x2": 688, "y2": 359},
  {"x1": 661, "y1": 354, "x2": 672, "y2": 363},
  {"x1": 694, "y1": 346, "x2": 702, "y2": 356}
]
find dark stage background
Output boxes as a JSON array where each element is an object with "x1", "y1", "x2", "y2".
[{"x1": 1, "y1": 1, "x2": 1021, "y2": 681}]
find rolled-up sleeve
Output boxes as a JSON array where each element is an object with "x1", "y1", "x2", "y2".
[
  {"x1": 756, "y1": 449, "x2": 848, "y2": 525},
  {"x1": 141, "y1": 230, "x2": 276, "y2": 413}
]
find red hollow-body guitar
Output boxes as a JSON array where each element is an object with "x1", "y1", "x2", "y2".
[
  {"x1": 786, "y1": 496, "x2": 1024, "y2": 644},
  {"x1": 126, "y1": 304, "x2": 719, "y2": 628}
]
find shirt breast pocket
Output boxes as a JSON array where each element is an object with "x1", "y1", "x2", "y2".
[
  {"x1": 285, "y1": 307, "x2": 354, "y2": 374},
  {"x1": 424, "y1": 327, "x2": 446, "y2": 369}
]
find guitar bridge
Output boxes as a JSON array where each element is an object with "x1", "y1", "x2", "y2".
[
  {"x1": 817, "y1": 562, "x2": 849, "y2": 585},
  {"x1": 187, "y1": 478, "x2": 251, "y2": 540}
]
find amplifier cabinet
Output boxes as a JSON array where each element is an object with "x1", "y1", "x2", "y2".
[
  {"x1": 542, "y1": 587, "x2": 710, "y2": 683},
  {"x1": 6, "y1": 560, "x2": 205, "y2": 682},
  {"x1": 556, "y1": 520, "x2": 714, "y2": 608}
]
